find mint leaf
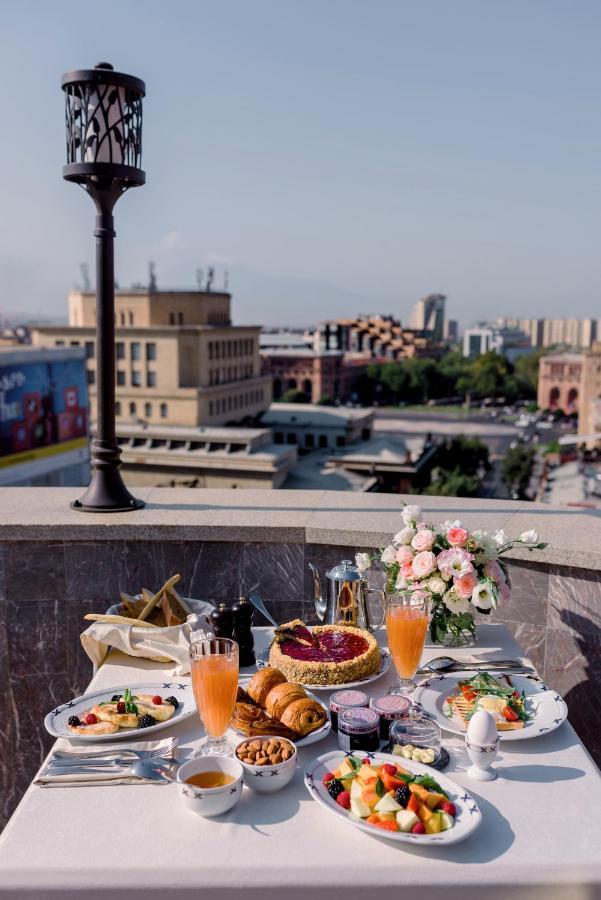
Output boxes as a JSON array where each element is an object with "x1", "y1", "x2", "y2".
[
  {"x1": 375, "y1": 777, "x2": 386, "y2": 798},
  {"x1": 414, "y1": 774, "x2": 446, "y2": 795}
]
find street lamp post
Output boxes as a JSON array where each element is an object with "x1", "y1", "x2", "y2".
[{"x1": 61, "y1": 62, "x2": 145, "y2": 512}]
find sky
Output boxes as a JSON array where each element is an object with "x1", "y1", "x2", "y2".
[{"x1": 0, "y1": 0, "x2": 600, "y2": 328}]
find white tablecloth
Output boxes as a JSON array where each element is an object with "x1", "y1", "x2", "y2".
[{"x1": 1, "y1": 624, "x2": 600, "y2": 899}]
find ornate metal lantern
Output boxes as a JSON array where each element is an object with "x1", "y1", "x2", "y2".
[{"x1": 61, "y1": 63, "x2": 146, "y2": 512}]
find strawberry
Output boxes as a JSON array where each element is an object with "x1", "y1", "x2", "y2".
[
  {"x1": 440, "y1": 801, "x2": 456, "y2": 817},
  {"x1": 411, "y1": 822, "x2": 426, "y2": 834},
  {"x1": 362, "y1": 758, "x2": 371, "y2": 765},
  {"x1": 336, "y1": 791, "x2": 351, "y2": 809},
  {"x1": 322, "y1": 772, "x2": 335, "y2": 785},
  {"x1": 382, "y1": 763, "x2": 397, "y2": 776}
]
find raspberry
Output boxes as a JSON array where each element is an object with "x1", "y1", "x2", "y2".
[
  {"x1": 322, "y1": 771, "x2": 335, "y2": 785},
  {"x1": 382, "y1": 763, "x2": 397, "y2": 776},
  {"x1": 152, "y1": 695, "x2": 162, "y2": 705},
  {"x1": 362, "y1": 758, "x2": 371, "y2": 765},
  {"x1": 411, "y1": 822, "x2": 426, "y2": 834},
  {"x1": 116, "y1": 701, "x2": 126, "y2": 714},
  {"x1": 85, "y1": 713, "x2": 97, "y2": 725},
  {"x1": 336, "y1": 790, "x2": 351, "y2": 809},
  {"x1": 440, "y1": 801, "x2": 456, "y2": 817}
]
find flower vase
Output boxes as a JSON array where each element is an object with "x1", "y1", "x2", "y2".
[{"x1": 430, "y1": 601, "x2": 477, "y2": 647}]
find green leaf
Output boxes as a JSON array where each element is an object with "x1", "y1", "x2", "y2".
[
  {"x1": 413, "y1": 774, "x2": 446, "y2": 796},
  {"x1": 397, "y1": 773, "x2": 415, "y2": 784},
  {"x1": 375, "y1": 777, "x2": 386, "y2": 797}
]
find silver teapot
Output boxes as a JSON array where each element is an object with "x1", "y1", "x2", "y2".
[{"x1": 308, "y1": 559, "x2": 385, "y2": 631}]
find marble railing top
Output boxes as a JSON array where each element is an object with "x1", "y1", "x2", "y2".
[{"x1": 0, "y1": 486, "x2": 598, "y2": 571}]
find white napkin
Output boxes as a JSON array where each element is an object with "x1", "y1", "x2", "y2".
[
  {"x1": 80, "y1": 607, "x2": 214, "y2": 675},
  {"x1": 35, "y1": 737, "x2": 177, "y2": 788}
]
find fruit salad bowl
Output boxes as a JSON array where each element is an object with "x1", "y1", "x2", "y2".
[{"x1": 304, "y1": 751, "x2": 482, "y2": 846}]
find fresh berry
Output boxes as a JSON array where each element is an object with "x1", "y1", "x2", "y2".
[
  {"x1": 85, "y1": 713, "x2": 97, "y2": 725},
  {"x1": 411, "y1": 822, "x2": 426, "y2": 834},
  {"x1": 394, "y1": 784, "x2": 411, "y2": 808},
  {"x1": 326, "y1": 779, "x2": 344, "y2": 801},
  {"x1": 165, "y1": 696, "x2": 179, "y2": 709},
  {"x1": 116, "y1": 701, "x2": 126, "y2": 714},
  {"x1": 152, "y1": 695, "x2": 162, "y2": 705},
  {"x1": 111, "y1": 694, "x2": 122, "y2": 702},
  {"x1": 382, "y1": 763, "x2": 397, "y2": 776},
  {"x1": 67, "y1": 715, "x2": 80, "y2": 727},
  {"x1": 137, "y1": 713, "x2": 156, "y2": 729},
  {"x1": 440, "y1": 801, "x2": 456, "y2": 817},
  {"x1": 336, "y1": 790, "x2": 351, "y2": 809},
  {"x1": 322, "y1": 772, "x2": 335, "y2": 785},
  {"x1": 362, "y1": 758, "x2": 371, "y2": 765}
]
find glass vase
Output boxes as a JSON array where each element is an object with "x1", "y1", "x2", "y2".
[{"x1": 429, "y1": 601, "x2": 477, "y2": 647}]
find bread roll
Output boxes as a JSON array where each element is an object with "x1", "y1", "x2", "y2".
[
  {"x1": 265, "y1": 682, "x2": 307, "y2": 720},
  {"x1": 280, "y1": 698, "x2": 327, "y2": 738},
  {"x1": 247, "y1": 667, "x2": 286, "y2": 707}
]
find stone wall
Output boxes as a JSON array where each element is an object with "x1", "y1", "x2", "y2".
[{"x1": 1, "y1": 531, "x2": 600, "y2": 831}]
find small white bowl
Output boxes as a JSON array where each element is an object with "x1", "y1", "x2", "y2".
[
  {"x1": 234, "y1": 736, "x2": 297, "y2": 794},
  {"x1": 176, "y1": 756, "x2": 243, "y2": 817}
]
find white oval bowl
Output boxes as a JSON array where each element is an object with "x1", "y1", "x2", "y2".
[
  {"x1": 176, "y1": 756, "x2": 243, "y2": 817},
  {"x1": 234, "y1": 736, "x2": 297, "y2": 794}
]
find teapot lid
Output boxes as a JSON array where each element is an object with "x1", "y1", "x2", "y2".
[{"x1": 325, "y1": 559, "x2": 364, "y2": 582}]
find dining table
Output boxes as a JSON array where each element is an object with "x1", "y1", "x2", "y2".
[{"x1": 0, "y1": 622, "x2": 600, "y2": 900}]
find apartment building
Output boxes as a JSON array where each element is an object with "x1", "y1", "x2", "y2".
[
  {"x1": 579, "y1": 344, "x2": 601, "y2": 445},
  {"x1": 314, "y1": 314, "x2": 433, "y2": 359},
  {"x1": 497, "y1": 317, "x2": 599, "y2": 351},
  {"x1": 31, "y1": 288, "x2": 271, "y2": 427}
]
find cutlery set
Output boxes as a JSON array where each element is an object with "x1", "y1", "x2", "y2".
[{"x1": 44, "y1": 738, "x2": 179, "y2": 779}]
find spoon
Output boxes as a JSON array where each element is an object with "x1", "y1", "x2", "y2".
[
  {"x1": 129, "y1": 759, "x2": 178, "y2": 782},
  {"x1": 418, "y1": 655, "x2": 534, "y2": 675},
  {"x1": 249, "y1": 594, "x2": 278, "y2": 628}
]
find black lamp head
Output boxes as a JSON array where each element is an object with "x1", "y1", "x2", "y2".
[{"x1": 61, "y1": 62, "x2": 146, "y2": 188}]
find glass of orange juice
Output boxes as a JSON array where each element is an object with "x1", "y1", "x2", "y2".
[
  {"x1": 385, "y1": 593, "x2": 429, "y2": 696},
  {"x1": 190, "y1": 638, "x2": 239, "y2": 757}
]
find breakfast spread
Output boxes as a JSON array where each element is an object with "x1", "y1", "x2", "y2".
[
  {"x1": 321, "y1": 756, "x2": 457, "y2": 835},
  {"x1": 236, "y1": 737, "x2": 295, "y2": 766},
  {"x1": 232, "y1": 668, "x2": 327, "y2": 741},
  {"x1": 269, "y1": 619, "x2": 381, "y2": 686},
  {"x1": 444, "y1": 672, "x2": 529, "y2": 731},
  {"x1": 66, "y1": 688, "x2": 179, "y2": 734}
]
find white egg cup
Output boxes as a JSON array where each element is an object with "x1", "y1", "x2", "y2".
[{"x1": 465, "y1": 710, "x2": 500, "y2": 781}]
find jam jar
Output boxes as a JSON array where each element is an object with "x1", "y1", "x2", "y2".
[
  {"x1": 369, "y1": 695, "x2": 411, "y2": 742},
  {"x1": 337, "y1": 708, "x2": 380, "y2": 753},
  {"x1": 329, "y1": 689, "x2": 369, "y2": 733}
]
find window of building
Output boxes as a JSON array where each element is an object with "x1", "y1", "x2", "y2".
[
  {"x1": 86, "y1": 369, "x2": 95, "y2": 385},
  {"x1": 274, "y1": 432, "x2": 283, "y2": 444},
  {"x1": 55, "y1": 340, "x2": 64, "y2": 346},
  {"x1": 319, "y1": 435, "x2": 328, "y2": 448},
  {"x1": 160, "y1": 402, "x2": 168, "y2": 418},
  {"x1": 128, "y1": 311, "x2": 134, "y2": 325},
  {"x1": 132, "y1": 371, "x2": 141, "y2": 387},
  {"x1": 336, "y1": 436, "x2": 345, "y2": 447},
  {"x1": 129, "y1": 401, "x2": 137, "y2": 416},
  {"x1": 144, "y1": 402, "x2": 152, "y2": 418},
  {"x1": 209, "y1": 342, "x2": 214, "y2": 360},
  {"x1": 287, "y1": 433, "x2": 297, "y2": 444},
  {"x1": 215, "y1": 342, "x2": 220, "y2": 359},
  {"x1": 116, "y1": 370, "x2": 126, "y2": 386},
  {"x1": 228, "y1": 396, "x2": 232, "y2": 410},
  {"x1": 209, "y1": 401, "x2": 214, "y2": 416},
  {"x1": 131, "y1": 342, "x2": 140, "y2": 361},
  {"x1": 147, "y1": 371, "x2": 156, "y2": 388},
  {"x1": 305, "y1": 433, "x2": 314, "y2": 448},
  {"x1": 115, "y1": 401, "x2": 121, "y2": 416},
  {"x1": 169, "y1": 312, "x2": 175, "y2": 325},
  {"x1": 70, "y1": 340, "x2": 80, "y2": 347},
  {"x1": 85, "y1": 341, "x2": 95, "y2": 359},
  {"x1": 177, "y1": 312, "x2": 184, "y2": 325},
  {"x1": 116, "y1": 342, "x2": 125, "y2": 360},
  {"x1": 146, "y1": 343, "x2": 156, "y2": 361},
  {"x1": 120, "y1": 312, "x2": 125, "y2": 326}
]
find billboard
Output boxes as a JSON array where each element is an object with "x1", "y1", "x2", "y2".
[{"x1": 0, "y1": 356, "x2": 89, "y2": 468}]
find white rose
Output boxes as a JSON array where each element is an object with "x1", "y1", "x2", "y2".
[
  {"x1": 401, "y1": 505, "x2": 422, "y2": 525},
  {"x1": 443, "y1": 588, "x2": 471, "y2": 615},
  {"x1": 381, "y1": 544, "x2": 397, "y2": 565},
  {"x1": 440, "y1": 519, "x2": 463, "y2": 532},
  {"x1": 494, "y1": 529, "x2": 508, "y2": 547},
  {"x1": 395, "y1": 572, "x2": 409, "y2": 591},
  {"x1": 427, "y1": 576, "x2": 447, "y2": 596},
  {"x1": 393, "y1": 526, "x2": 416, "y2": 545},
  {"x1": 472, "y1": 530, "x2": 499, "y2": 560},
  {"x1": 471, "y1": 581, "x2": 496, "y2": 611},
  {"x1": 355, "y1": 552, "x2": 371, "y2": 573},
  {"x1": 519, "y1": 530, "x2": 538, "y2": 545}
]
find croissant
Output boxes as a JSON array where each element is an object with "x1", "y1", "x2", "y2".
[
  {"x1": 280, "y1": 698, "x2": 327, "y2": 738},
  {"x1": 236, "y1": 685, "x2": 255, "y2": 705},
  {"x1": 231, "y1": 702, "x2": 297, "y2": 741},
  {"x1": 265, "y1": 682, "x2": 307, "y2": 720},
  {"x1": 247, "y1": 667, "x2": 286, "y2": 707}
]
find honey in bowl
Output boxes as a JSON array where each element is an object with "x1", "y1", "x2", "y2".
[{"x1": 185, "y1": 771, "x2": 236, "y2": 789}]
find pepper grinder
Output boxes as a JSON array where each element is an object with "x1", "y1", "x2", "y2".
[
  {"x1": 232, "y1": 596, "x2": 255, "y2": 667},
  {"x1": 209, "y1": 603, "x2": 235, "y2": 640},
  {"x1": 465, "y1": 710, "x2": 500, "y2": 781}
]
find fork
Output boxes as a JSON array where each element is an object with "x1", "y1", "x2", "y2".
[{"x1": 52, "y1": 737, "x2": 178, "y2": 762}]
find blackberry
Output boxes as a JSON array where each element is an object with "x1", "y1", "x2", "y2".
[
  {"x1": 395, "y1": 784, "x2": 411, "y2": 808},
  {"x1": 137, "y1": 713, "x2": 156, "y2": 729},
  {"x1": 326, "y1": 778, "x2": 344, "y2": 801},
  {"x1": 67, "y1": 715, "x2": 80, "y2": 727},
  {"x1": 111, "y1": 694, "x2": 122, "y2": 702},
  {"x1": 165, "y1": 696, "x2": 179, "y2": 710}
]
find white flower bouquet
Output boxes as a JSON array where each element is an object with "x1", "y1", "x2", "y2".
[{"x1": 356, "y1": 504, "x2": 547, "y2": 645}]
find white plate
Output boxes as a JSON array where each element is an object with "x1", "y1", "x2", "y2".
[
  {"x1": 304, "y1": 750, "x2": 482, "y2": 846},
  {"x1": 414, "y1": 673, "x2": 568, "y2": 741},
  {"x1": 236, "y1": 681, "x2": 332, "y2": 747},
  {"x1": 44, "y1": 682, "x2": 195, "y2": 742},
  {"x1": 257, "y1": 647, "x2": 391, "y2": 692}
]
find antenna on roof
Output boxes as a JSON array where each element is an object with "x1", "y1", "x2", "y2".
[
  {"x1": 80, "y1": 263, "x2": 90, "y2": 291},
  {"x1": 196, "y1": 267, "x2": 204, "y2": 290},
  {"x1": 206, "y1": 266, "x2": 214, "y2": 292},
  {"x1": 224, "y1": 269, "x2": 229, "y2": 291},
  {"x1": 148, "y1": 261, "x2": 157, "y2": 292}
]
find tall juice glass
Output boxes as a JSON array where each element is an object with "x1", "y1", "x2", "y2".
[
  {"x1": 386, "y1": 593, "x2": 429, "y2": 696},
  {"x1": 190, "y1": 638, "x2": 239, "y2": 757}
]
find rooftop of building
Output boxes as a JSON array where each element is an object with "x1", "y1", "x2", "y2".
[
  {"x1": 540, "y1": 352, "x2": 584, "y2": 363},
  {"x1": 261, "y1": 403, "x2": 374, "y2": 426},
  {"x1": 0, "y1": 344, "x2": 86, "y2": 364}
]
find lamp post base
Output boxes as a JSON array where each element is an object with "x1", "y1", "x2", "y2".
[{"x1": 71, "y1": 470, "x2": 145, "y2": 513}]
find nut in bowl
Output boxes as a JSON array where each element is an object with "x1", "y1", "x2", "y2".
[
  {"x1": 234, "y1": 736, "x2": 297, "y2": 793},
  {"x1": 176, "y1": 756, "x2": 243, "y2": 817}
]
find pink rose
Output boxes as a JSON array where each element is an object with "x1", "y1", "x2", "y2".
[
  {"x1": 411, "y1": 550, "x2": 437, "y2": 580},
  {"x1": 447, "y1": 526, "x2": 469, "y2": 548},
  {"x1": 484, "y1": 559, "x2": 505, "y2": 584},
  {"x1": 411, "y1": 529, "x2": 435, "y2": 552},
  {"x1": 395, "y1": 545, "x2": 414, "y2": 566},
  {"x1": 454, "y1": 571, "x2": 477, "y2": 599},
  {"x1": 400, "y1": 561, "x2": 414, "y2": 579},
  {"x1": 437, "y1": 548, "x2": 474, "y2": 579}
]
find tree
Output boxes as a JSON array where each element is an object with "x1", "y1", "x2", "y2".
[
  {"x1": 501, "y1": 445, "x2": 536, "y2": 498},
  {"x1": 514, "y1": 350, "x2": 544, "y2": 398},
  {"x1": 468, "y1": 352, "x2": 510, "y2": 399},
  {"x1": 281, "y1": 388, "x2": 309, "y2": 403},
  {"x1": 424, "y1": 467, "x2": 481, "y2": 497},
  {"x1": 317, "y1": 395, "x2": 332, "y2": 406}
]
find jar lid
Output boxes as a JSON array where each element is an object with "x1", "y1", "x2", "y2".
[
  {"x1": 339, "y1": 707, "x2": 379, "y2": 734},
  {"x1": 369, "y1": 695, "x2": 411, "y2": 717},
  {"x1": 330, "y1": 689, "x2": 368, "y2": 711}
]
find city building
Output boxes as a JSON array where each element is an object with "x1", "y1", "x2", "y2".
[
  {"x1": 497, "y1": 317, "x2": 599, "y2": 351},
  {"x1": 578, "y1": 344, "x2": 601, "y2": 446},
  {"x1": 409, "y1": 294, "x2": 446, "y2": 342},
  {"x1": 260, "y1": 349, "x2": 368, "y2": 404},
  {"x1": 537, "y1": 353, "x2": 582, "y2": 413},
  {"x1": 260, "y1": 403, "x2": 373, "y2": 451},
  {"x1": 324, "y1": 434, "x2": 438, "y2": 493},
  {"x1": 114, "y1": 422, "x2": 296, "y2": 489},
  {"x1": 31, "y1": 287, "x2": 272, "y2": 428},
  {"x1": 260, "y1": 329, "x2": 313, "y2": 351},
  {"x1": 0, "y1": 345, "x2": 89, "y2": 486},
  {"x1": 463, "y1": 324, "x2": 531, "y2": 361},
  {"x1": 314, "y1": 314, "x2": 433, "y2": 359}
]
